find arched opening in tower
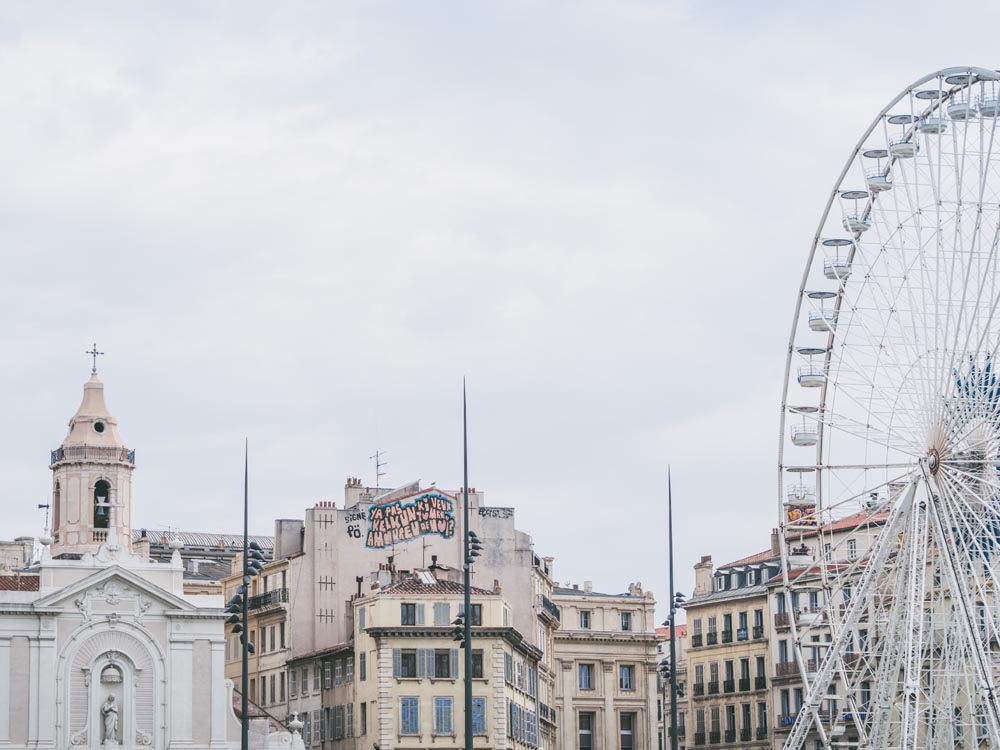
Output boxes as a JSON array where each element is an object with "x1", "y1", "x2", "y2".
[{"x1": 94, "y1": 480, "x2": 111, "y2": 529}]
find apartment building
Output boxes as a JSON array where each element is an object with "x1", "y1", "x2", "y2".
[
  {"x1": 657, "y1": 624, "x2": 688, "y2": 750},
  {"x1": 354, "y1": 569, "x2": 551, "y2": 750},
  {"x1": 683, "y1": 549, "x2": 780, "y2": 750},
  {"x1": 552, "y1": 581, "x2": 659, "y2": 750}
]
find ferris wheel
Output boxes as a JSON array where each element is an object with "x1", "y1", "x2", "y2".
[{"x1": 777, "y1": 66, "x2": 1000, "y2": 750}]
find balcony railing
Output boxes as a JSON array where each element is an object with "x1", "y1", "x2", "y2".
[
  {"x1": 691, "y1": 633, "x2": 703, "y2": 647},
  {"x1": 736, "y1": 628, "x2": 748, "y2": 641},
  {"x1": 51, "y1": 445, "x2": 136, "y2": 465},
  {"x1": 709, "y1": 731, "x2": 721, "y2": 744},
  {"x1": 539, "y1": 703, "x2": 557, "y2": 725},
  {"x1": 708, "y1": 681, "x2": 719, "y2": 694},
  {"x1": 724, "y1": 730, "x2": 736, "y2": 743},
  {"x1": 774, "y1": 612, "x2": 791, "y2": 628},
  {"x1": 693, "y1": 682, "x2": 705, "y2": 696},
  {"x1": 778, "y1": 714, "x2": 797, "y2": 728},
  {"x1": 706, "y1": 632, "x2": 718, "y2": 645},
  {"x1": 723, "y1": 679, "x2": 735, "y2": 693},
  {"x1": 249, "y1": 588, "x2": 288, "y2": 610},
  {"x1": 694, "y1": 733, "x2": 706, "y2": 746},
  {"x1": 756, "y1": 727, "x2": 769, "y2": 740},
  {"x1": 752, "y1": 625, "x2": 764, "y2": 639},
  {"x1": 775, "y1": 661, "x2": 799, "y2": 678},
  {"x1": 754, "y1": 676, "x2": 767, "y2": 690},
  {"x1": 740, "y1": 729, "x2": 751, "y2": 742},
  {"x1": 721, "y1": 629, "x2": 733, "y2": 643},
  {"x1": 93, "y1": 530, "x2": 108, "y2": 543},
  {"x1": 738, "y1": 677, "x2": 751, "y2": 692},
  {"x1": 539, "y1": 595, "x2": 561, "y2": 622},
  {"x1": 668, "y1": 727, "x2": 687, "y2": 739}
]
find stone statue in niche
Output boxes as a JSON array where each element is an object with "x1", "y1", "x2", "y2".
[{"x1": 101, "y1": 695, "x2": 118, "y2": 746}]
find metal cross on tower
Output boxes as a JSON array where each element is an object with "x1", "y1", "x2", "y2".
[{"x1": 86, "y1": 343, "x2": 104, "y2": 372}]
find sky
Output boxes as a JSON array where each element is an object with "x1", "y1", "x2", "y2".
[{"x1": 1, "y1": 0, "x2": 999, "y2": 620}]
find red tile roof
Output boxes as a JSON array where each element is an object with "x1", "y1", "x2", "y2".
[
  {"x1": 0, "y1": 574, "x2": 39, "y2": 591},
  {"x1": 720, "y1": 549, "x2": 776, "y2": 568},
  {"x1": 656, "y1": 625, "x2": 687, "y2": 640}
]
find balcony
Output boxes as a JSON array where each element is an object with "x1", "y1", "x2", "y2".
[
  {"x1": 708, "y1": 681, "x2": 719, "y2": 695},
  {"x1": 774, "y1": 612, "x2": 791, "y2": 628},
  {"x1": 778, "y1": 714, "x2": 797, "y2": 728},
  {"x1": 723, "y1": 679, "x2": 735, "y2": 694},
  {"x1": 93, "y1": 530, "x2": 108, "y2": 543},
  {"x1": 738, "y1": 678, "x2": 751, "y2": 692},
  {"x1": 706, "y1": 632, "x2": 718, "y2": 645},
  {"x1": 709, "y1": 731, "x2": 721, "y2": 744},
  {"x1": 724, "y1": 730, "x2": 736, "y2": 743},
  {"x1": 754, "y1": 676, "x2": 767, "y2": 690},
  {"x1": 774, "y1": 662, "x2": 799, "y2": 678},
  {"x1": 668, "y1": 727, "x2": 687, "y2": 739},
  {"x1": 693, "y1": 682, "x2": 705, "y2": 696},
  {"x1": 539, "y1": 595, "x2": 561, "y2": 623},
  {"x1": 249, "y1": 588, "x2": 288, "y2": 610},
  {"x1": 740, "y1": 729, "x2": 751, "y2": 742},
  {"x1": 756, "y1": 727, "x2": 769, "y2": 740},
  {"x1": 691, "y1": 634, "x2": 703, "y2": 648},
  {"x1": 694, "y1": 733, "x2": 706, "y2": 746},
  {"x1": 736, "y1": 628, "x2": 748, "y2": 641},
  {"x1": 51, "y1": 445, "x2": 136, "y2": 466},
  {"x1": 539, "y1": 703, "x2": 557, "y2": 726},
  {"x1": 752, "y1": 625, "x2": 765, "y2": 639},
  {"x1": 721, "y1": 629, "x2": 733, "y2": 644}
]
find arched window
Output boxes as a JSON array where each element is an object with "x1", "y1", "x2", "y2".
[{"x1": 94, "y1": 480, "x2": 111, "y2": 529}]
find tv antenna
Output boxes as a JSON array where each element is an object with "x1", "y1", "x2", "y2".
[{"x1": 370, "y1": 450, "x2": 387, "y2": 490}]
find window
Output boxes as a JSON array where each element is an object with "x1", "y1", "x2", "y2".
[
  {"x1": 358, "y1": 606, "x2": 366, "y2": 632},
  {"x1": 360, "y1": 652, "x2": 367, "y2": 681},
  {"x1": 620, "y1": 712, "x2": 635, "y2": 750},
  {"x1": 334, "y1": 659, "x2": 342, "y2": 686},
  {"x1": 619, "y1": 664, "x2": 635, "y2": 691},
  {"x1": 472, "y1": 697, "x2": 486, "y2": 735},
  {"x1": 346, "y1": 658, "x2": 354, "y2": 682},
  {"x1": 580, "y1": 610, "x2": 592, "y2": 629},
  {"x1": 758, "y1": 703, "x2": 767, "y2": 733},
  {"x1": 347, "y1": 703, "x2": 354, "y2": 737},
  {"x1": 303, "y1": 713, "x2": 310, "y2": 746},
  {"x1": 847, "y1": 538, "x2": 857, "y2": 561},
  {"x1": 260, "y1": 677, "x2": 266, "y2": 705},
  {"x1": 313, "y1": 665, "x2": 321, "y2": 691},
  {"x1": 290, "y1": 669, "x2": 298, "y2": 697},
  {"x1": 333, "y1": 705, "x2": 344, "y2": 739},
  {"x1": 250, "y1": 678, "x2": 256, "y2": 702},
  {"x1": 435, "y1": 649, "x2": 453, "y2": 679},
  {"x1": 361, "y1": 702, "x2": 367, "y2": 736},
  {"x1": 503, "y1": 607, "x2": 511, "y2": 627},
  {"x1": 579, "y1": 712, "x2": 595, "y2": 750},
  {"x1": 301, "y1": 667, "x2": 310, "y2": 696},
  {"x1": 621, "y1": 612, "x2": 632, "y2": 631},
  {"x1": 472, "y1": 650, "x2": 484, "y2": 679},
  {"x1": 280, "y1": 671, "x2": 285, "y2": 701},
  {"x1": 280, "y1": 622, "x2": 286, "y2": 649},
  {"x1": 324, "y1": 661, "x2": 332, "y2": 689},
  {"x1": 778, "y1": 640, "x2": 789, "y2": 663},
  {"x1": 579, "y1": 663, "x2": 595, "y2": 690},
  {"x1": 401, "y1": 603, "x2": 417, "y2": 625},
  {"x1": 93, "y1": 480, "x2": 111, "y2": 529},
  {"x1": 434, "y1": 602, "x2": 451, "y2": 626},
  {"x1": 471, "y1": 603, "x2": 482, "y2": 626},
  {"x1": 270, "y1": 625, "x2": 275, "y2": 652},
  {"x1": 434, "y1": 697, "x2": 454, "y2": 735},
  {"x1": 396, "y1": 649, "x2": 418, "y2": 678},
  {"x1": 400, "y1": 697, "x2": 420, "y2": 735}
]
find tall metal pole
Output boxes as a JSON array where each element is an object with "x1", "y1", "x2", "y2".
[
  {"x1": 462, "y1": 380, "x2": 473, "y2": 750},
  {"x1": 668, "y1": 467, "x2": 679, "y2": 750},
  {"x1": 241, "y1": 440, "x2": 250, "y2": 750}
]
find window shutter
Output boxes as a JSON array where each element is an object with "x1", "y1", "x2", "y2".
[
  {"x1": 418, "y1": 649, "x2": 427, "y2": 679},
  {"x1": 416, "y1": 603, "x2": 425, "y2": 625},
  {"x1": 451, "y1": 649, "x2": 459, "y2": 679},
  {"x1": 393, "y1": 648, "x2": 401, "y2": 678}
]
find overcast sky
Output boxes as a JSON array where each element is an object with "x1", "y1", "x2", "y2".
[{"x1": 1, "y1": 0, "x2": 997, "y2": 619}]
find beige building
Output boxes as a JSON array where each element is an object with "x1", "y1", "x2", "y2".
[
  {"x1": 656, "y1": 624, "x2": 688, "y2": 750},
  {"x1": 354, "y1": 568, "x2": 549, "y2": 750},
  {"x1": 551, "y1": 582, "x2": 659, "y2": 750},
  {"x1": 683, "y1": 549, "x2": 778, "y2": 750}
]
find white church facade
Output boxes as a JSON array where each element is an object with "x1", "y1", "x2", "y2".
[{"x1": 0, "y1": 369, "x2": 247, "y2": 750}]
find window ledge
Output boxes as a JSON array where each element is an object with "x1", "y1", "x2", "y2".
[{"x1": 429, "y1": 677, "x2": 458, "y2": 682}]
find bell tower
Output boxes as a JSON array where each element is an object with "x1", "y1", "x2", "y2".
[{"x1": 49, "y1": 364, "x2": 135, "y2": 556}]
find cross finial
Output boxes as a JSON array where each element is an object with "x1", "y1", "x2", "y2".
[{"x1": 86, "y1": 343, "x2": 104, "y2": 373}]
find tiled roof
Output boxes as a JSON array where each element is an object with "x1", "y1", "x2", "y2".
[
  {"x1": 656, "y1": 625, "x2": 687, "y2": 640},
  {"x1": 0, "y1": 574, "x2": 39, "y2": 591},
  {"x1": 381, "y1": 578, "x2": 495, "y2": 596},
  {"x1": 719, "y1": 549, "x2": 777, "y2": 568},
  {"x1": 551, "y1": 586, "x2": 642, "y2": 598}
]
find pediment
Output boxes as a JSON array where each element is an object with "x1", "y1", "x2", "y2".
[{"x1": 35, "y1": 565, "x2": 198, "y2": 616}]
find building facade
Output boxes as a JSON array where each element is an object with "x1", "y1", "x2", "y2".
[{"x1": 551, "y1": 582, "x2": 659, "y2": 750}]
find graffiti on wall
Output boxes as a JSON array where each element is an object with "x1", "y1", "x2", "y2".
[{"x1": 365, "y1": 492, "x2": 457, "y2": 549}]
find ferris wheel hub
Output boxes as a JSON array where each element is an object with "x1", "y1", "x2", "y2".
[{"x1": 927, "y1": 448, "x2": 940, "y2": 474}]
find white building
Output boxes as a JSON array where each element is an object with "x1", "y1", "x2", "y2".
[{"x1": 0, "y1": 369, "x2": 245, "y2": 750}]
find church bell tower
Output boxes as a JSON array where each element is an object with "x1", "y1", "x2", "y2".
[{"x1": 49, "y1": 362, "x2": 135, "y2": 556}]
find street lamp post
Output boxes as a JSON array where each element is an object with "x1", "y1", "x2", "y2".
[
  {"x1": 462, "y1": 381, "x2": 473, "y2": 750},
  {"x1": 659, "y1": 468, "x2": 686, "y2": 750}
]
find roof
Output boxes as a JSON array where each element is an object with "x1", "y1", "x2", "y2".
[
  {"x1": 0, "y1": 574, "x2": 39, "y2": 591},
  {"x1": 551, "y1": 586, "x2": 644, "y2": 599},
  {"x1": 131, "y1": 529, "x2": 274, "y2": 550},
  {"x1": 656, "y1": 624, "x2": 687, "y2": 640},
  {"x1": 381, "y1": 577, "x2": 495, "y2": 596},
  {"x1": 719, "y1": 549, "x2": 777, "y2": 568},
  {"x1": 818, "y1": 508, "x2": 891, "y2": 534},
  {"x1": 287, "y1": 641, "x2": 353, "y2": 665}
]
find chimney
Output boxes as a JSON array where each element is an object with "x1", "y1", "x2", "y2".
[
  {"x1": 134, "y1": 535, "x2": 150, "y2": 562},
  {"x1": 584, "y1": 581, "x2": 593, "y2": 593},
  {"x1": 572, "y1": 583, "x2": 579, "y2": 591},
  {"x1": 770, "y1": 528, "x2": 781, "y2": 557},
  {"x1": 493, "y1": 578, "x2": 501, "y2": 594},
  {"x1": 694, "y1": 555, "x2": 714, "y2": 595}
]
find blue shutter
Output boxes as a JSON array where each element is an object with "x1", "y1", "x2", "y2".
[
  {"x1": 472, "y1": 698, "x2": 485, "y2": 734},
  {"x1": 416, "y1": 603, "x2": 425, "y2": 625},
  {"x1": 451, "y1": 649, "x2": 459, "y2": 679},
  {"x1": 393, "y1": 648, "x2": 401, "y2": 678},
  {"x1": 418, "y1": 649, "x2": 427, "y2": 678}
]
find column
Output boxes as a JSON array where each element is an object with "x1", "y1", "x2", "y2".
[
  {"x1": 603, "y1": 660, "x2": 616, "y2": 750},
  {"x1": 36, "y1": 627, "x2": 58, "y2": 746},
  {"x1": 210, "y1": 640, "x2": 228, "y2": 747},
  {"x1": 0, "y1": 638, "x2": 10, "y2": 745},
  {"x1": 170, "y1": 640, "x2": 194, "y2": 746}
]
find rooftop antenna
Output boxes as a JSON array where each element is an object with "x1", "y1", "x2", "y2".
[{"x1": 370, "y1": 449, "x2": 387, "y2": 490}]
